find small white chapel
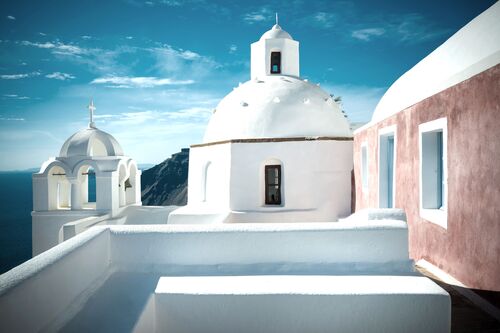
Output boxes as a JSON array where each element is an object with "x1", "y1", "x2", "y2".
[{"x1": 169, "y1": 17, "x2": 353, "y2": 224}]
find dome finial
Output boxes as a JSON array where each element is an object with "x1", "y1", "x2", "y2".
[
  {"x1": 88, "y1": 99, "x2": 96, "y2": 129},
  {"x1": 276, "y1": 12, "x2": 279, "y2": 25}
]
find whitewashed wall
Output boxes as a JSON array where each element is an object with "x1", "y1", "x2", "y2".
[
  {"x1": 171, "y1": 140, "x2": 353, "y2": 224},
  {"x1": 0, "y1": 220, "x2": 450, "y2": 333}
]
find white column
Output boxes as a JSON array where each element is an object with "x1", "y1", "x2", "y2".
[{"x1": 71, "y1": 181, "x2": 82, "y2": 210}]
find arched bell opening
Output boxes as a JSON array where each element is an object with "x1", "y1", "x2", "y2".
[
  {"x1": 118, "y1": 163, "x2": 128, "y2": 207},
  {"x1": 47, "y1": 165, "x2": 71, "y2": 210},
  {"x1": 125, "y1": 162, "x2": 138, "y2": 205},
  {"x1": 76, "y1": 164, "x2": 97, "y2": 210}
]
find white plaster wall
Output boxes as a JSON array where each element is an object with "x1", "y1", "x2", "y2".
[
  {"x1": 0, "y1": 228, "x2": 110, "y2": 333},
  {"x1": 185, "y1": 143, "x2": 232, "y2": 207},
  {"x1": 155, "y1": 275, "x2": 450, "y2": 333},
  {"x1": 229, "y1": 140, "x2": 353, "y2": 222},
  {"x1": 32, "y1": 211, "x2": 104, "y2": 256},
  {"x1": 110, "y1": 221, "x2": 410, "y2": 273}
]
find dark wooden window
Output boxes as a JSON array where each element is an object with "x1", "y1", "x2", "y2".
[
  {"x1": 265, "y1": 165, "x2": 281, "y2": 205},
  {"x1": 270, "y1": 52, "x2": 281, "y2": 74}
]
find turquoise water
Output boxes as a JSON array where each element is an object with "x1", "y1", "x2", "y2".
[{"x1": 0, "y1": 172, "x2": 96, "y2": 274}]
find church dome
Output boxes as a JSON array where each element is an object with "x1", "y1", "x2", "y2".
[
  {"x1": 59, "y1": 127, "x2": 124, "y2": 158},
  {"x1": 203, "y1": 76, "x2": 352, "y2": 143},
  {"x1": 260, "y1": 24, "x2": 293, "y2": 40}
]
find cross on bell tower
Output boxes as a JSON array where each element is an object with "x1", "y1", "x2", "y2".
[{"x1": 88, "y1": 99, "x2": 96, "y2": 128}]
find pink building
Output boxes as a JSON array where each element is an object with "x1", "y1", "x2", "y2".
[{"x1": 353, "y1": 2, "x2": 500, "y2": 291}]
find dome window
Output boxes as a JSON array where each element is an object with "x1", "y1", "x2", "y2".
[{"x1": 270, "y1": 52, "x2": 281, "y2": 74}]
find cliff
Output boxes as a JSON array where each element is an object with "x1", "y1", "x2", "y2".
[{"x1": 141, "y1": 148, "x2": 189, "y2": 206}]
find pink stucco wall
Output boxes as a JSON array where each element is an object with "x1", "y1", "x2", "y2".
[{"x1": 353, "y1": 64, "x2": 500, "y2": 291}]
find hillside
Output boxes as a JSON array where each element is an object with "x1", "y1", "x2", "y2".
[{"x1": 141, "y1": 148, "x2": 189, "y2": 206}]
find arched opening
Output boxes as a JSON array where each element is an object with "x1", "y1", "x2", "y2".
[
  {"x1": 202, "y1": 161, "x2": 216, "y2": 203},
  {"x1": 270, "y1": 51, "x2": 281, "y2": 74},
  {"x1": 77, "y1": 164, "x2": 97, "y2": 210},
  {"x1": 126, "y1": 163, "x2": 138, "y2": 205},
  {"x1": 48, "y1": 165, "x2": 71, "y2": 210},
  {"x1": 118, "y1": 163, "x2": 128, "y2": 207}
]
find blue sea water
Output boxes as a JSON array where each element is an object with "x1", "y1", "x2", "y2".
[
  {"x1": 0, "y1": 172, "x2": 33, "y2": 274},
  {"x1": 0, "y1": 172, "x2": 96, "y2": 274}
]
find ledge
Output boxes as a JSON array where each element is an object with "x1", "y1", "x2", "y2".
[{"x1": 191, "y1": 136, "x2": 353, "y2": 148}]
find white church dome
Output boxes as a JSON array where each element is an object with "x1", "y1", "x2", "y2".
[
  {"x1": 59, "y1": 127, "x2": 124, "y2": 158},
  {"x1": 203, "y1": 76, "x2": 352, "y2": 143},
  {"x1": 260, "y1": 24, "x2": 293, "y2": 40}
]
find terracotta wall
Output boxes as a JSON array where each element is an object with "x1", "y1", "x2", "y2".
[{"x1": 353, "y1": 64, "x2": 500, "y2": 291}]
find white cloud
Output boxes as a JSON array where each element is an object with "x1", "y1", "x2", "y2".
[
  {"x1": 81, "y1": 35, "x2": 92, "y2": 40},
  {"x1": 312, "y1": 12, "x2": 336, "y2": 29},
  {"x1": 45, "y1": 72, "x2": 76, "y2": 80},
  {"x1": 3, "y1": 94, "x2": 30, "y2": 100},
  {"x1": 0, "y1": 117, "x2": 25, "y2": 121},
  {"x1": 20, "y1": 40, "x2": 87, "y2": 56},
  {"x1": 243, "y1": 7, "x2": 271, "y2": 24},
  {"x1": 7, "y1": 15, "x2": 15, "y2": 20},
  {"x1": 126, "y1": 36, "x2": 134, "y2": 40},
  {"x1": 229, "y1": 44, "x2": 237, "y2": 54},
  {"x1": 151, "y1": 44, "x2": 220, "y2": 80},
  {"x1": 395, "y1": 14, "x2": 448, "y2": 42},
  {"x1": 91, "y1": 76, "x2": 195, "y2": 88},
  {"x1": 351, "y1": 14, "x2": 447, "y2": 43},
  {"x1": 1, "y1": 71, "x2": 40, "y2": 80},
  {"x1": 351, "y1": 28, "x2": 386, "y2": 41}
]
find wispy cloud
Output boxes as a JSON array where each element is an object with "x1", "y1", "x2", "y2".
[
  {"x1": 311, "y1": 12, "x2": 336, "y2": 29},
  {"x1": 19, "y1": 39, "x2": 131, "y2": 74},
  {"x1": 3, "y1": 94, "x2": 30, "y2": 100},
  {"x1": 20, "y1": 40, "x2": 87, "y2": 56},
  {"x1": 152, "y1": 44, "x2": 220, "y2": 80},
  {"x1": 229, "y1": 44, "x2": 237, "y2": 54},
  {"x1": 7, "y1": 15, "x2": 16, "y2": 20},
  {"x1": 351, "y1": 28, "x2": 385, "y2": 41},
  {"x1": 1, "y1": 71, "x2": 40, "y2": 80},
  {"x1": 91, "y1": 76, "x2": 195, "y2": 88},
  {"x1": 351, "y1": 13, "x2": 448, "y2": 43},
  {"x1": 45, "y1": 72, "x2": 76, "y2": 80},
  {"x1": 0, "y1": 117, "x2": 25, "y2": 121},
  {"x1": 243, "y1": 7, "x2": 271, "y2": 24},
  {"x1": 395, "y1": 13, "x2": 448, "y2": 42}
]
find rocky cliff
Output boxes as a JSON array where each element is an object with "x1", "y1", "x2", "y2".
[{"x1": 141, "y1": 148, "x2": 189, "y2": 206}]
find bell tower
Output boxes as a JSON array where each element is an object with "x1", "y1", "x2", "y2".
[{"x1": 250, "y1": 14, "x2": 300, "y2": 79}]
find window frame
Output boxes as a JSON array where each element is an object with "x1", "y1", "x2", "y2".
[
  {"x1": 378, "y1": 125, "x2": 397, "y2": 208},
  {"x1": 270, "y1": 51, "x2": 281, "y2": 74},
  {"x1": 419, "y1": 117, "x2": 448, "y2": 229},
  {"x1": 264, "y1": 164, "x2": 282, "y2": 205},
  {"x1": 361, "y1": 142, "x2": 369, "y2": 192}
]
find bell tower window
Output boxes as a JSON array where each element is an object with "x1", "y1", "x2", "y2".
[{"x1": 270, "y1": 52, "x2": 281, "y2": 74}]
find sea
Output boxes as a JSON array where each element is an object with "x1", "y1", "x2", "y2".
[{"x1": 0, "y1": 171, "x2": 96, "y2": 274}]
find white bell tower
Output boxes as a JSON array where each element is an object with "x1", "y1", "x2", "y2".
[{"x1": 250, "y1": 14, "x2": 300, "y2": 79}]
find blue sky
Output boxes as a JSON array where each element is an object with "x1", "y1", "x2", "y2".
[{"x1": 0, "y1": 0, "x2": 495, "y2": 170}]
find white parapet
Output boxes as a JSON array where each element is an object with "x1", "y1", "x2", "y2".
[
  {"x1": 0, "y1": 219, "x2": 450, "y2": 332},
  {"x1": 155, "y1": 275, "x2": 450, "y2": 333}
]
